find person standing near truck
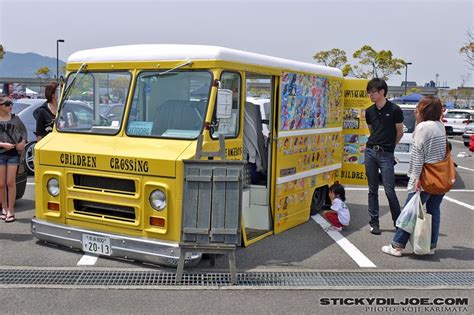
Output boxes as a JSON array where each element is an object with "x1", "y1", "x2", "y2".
[
  {"x1": 0, "y1": 96, "x2": 27, "y2": 223},
  {"x1": 364, "y1": 78, "x2": 404, "y2": 235},
  {"x1": 35, "y1": 82, "x2": 59, "y2": 141}
]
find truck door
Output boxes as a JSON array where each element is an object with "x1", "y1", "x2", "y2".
[{"x1": 340, "y1": 78, "x2": 371, "y2": 186}]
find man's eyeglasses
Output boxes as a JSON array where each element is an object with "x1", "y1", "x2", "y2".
[{"x1": 0, "y1": 101, "x2": 12, "y2": 107}]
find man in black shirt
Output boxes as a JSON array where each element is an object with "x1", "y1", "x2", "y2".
[{"x1": 364, "y1": 78, "x2": 404, "y2": 235}]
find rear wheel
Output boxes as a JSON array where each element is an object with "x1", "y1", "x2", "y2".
[
  {"x1": 24, "y1": 141, "x2": 36, "y2": 175},
  {"x1": 310, "y1": 186, "x2": 328, "y2": 215}
]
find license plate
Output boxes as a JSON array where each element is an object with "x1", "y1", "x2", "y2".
[
  {"x1": 395, "y1": 143, "x2": 410, "y2": 152},
  {"x1": 82, "y1": 234, "x2": 112, "y2": 256}
]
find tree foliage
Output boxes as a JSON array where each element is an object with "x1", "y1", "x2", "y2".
[
  {"x1": 459, "y1": 30, "x2": 474, "y2": 69},
  {"x1": 351, "y1": 45, "x2": 406, "y2": 80},
  {"x1": 313, "y1": 45, "x2": 406, "y2": 80},
  {"x1": 35, "y1": 67, "x2": 52, "y2": 79},
  {"x1": 406, "y1": 87, "x2": 421, "y2": 95},
  {"x1": 0, "y1": 45, "x2": 4, "y2": 61},
  {"x1": 313, "y1": 48, "x2": 348, "y2": 68}
]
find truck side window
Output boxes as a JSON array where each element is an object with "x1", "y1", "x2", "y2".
[{"x1": 211, "y1": 72, "x2": 241, "y2": 138}]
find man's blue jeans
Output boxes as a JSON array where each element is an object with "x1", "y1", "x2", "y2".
[
  {"x1": 392, "y1": 191, "x2": 444, "y2": 249},
  {"x1": 364, "y1": 147, "x2": 401, "y2": 227}
]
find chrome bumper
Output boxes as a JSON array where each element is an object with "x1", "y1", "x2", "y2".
[{"x1": 31, "y1": 218, "x2": 201, "y2": 267}]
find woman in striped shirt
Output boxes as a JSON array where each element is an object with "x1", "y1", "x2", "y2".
[{"x1": 382, "y1": 96, "x2": 447, "y2": 257}]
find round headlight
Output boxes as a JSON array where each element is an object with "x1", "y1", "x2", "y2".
[
  {"x1": 47, "y1": 178, "x2": 60, "y2": 197},
  {"x1": 149, "y1": 189, "x2": 166, "y2": 210}
]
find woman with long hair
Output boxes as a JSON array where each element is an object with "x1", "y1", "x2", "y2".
[
  {"x1": 382, "y1": 96, "x2": 447, "y2": 257},
  {"x1": 0, "y1": 96, "x2": 27, "y2": 223},
  {"x1": 35, "y1": 82, "x2": 59, "y2": 141}
]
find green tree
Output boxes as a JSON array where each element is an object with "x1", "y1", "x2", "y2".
[
  {"x1": 0, "y1": 45, "x2": 4, "y2": 61},
  {"x1": 35, "y1": 67, "x2": 52, "y2": 79},
  {"x1": 341, "y1": 64, "x2": 353, "y2": 77},
  {"x1": 351, "y1": 45, "x2": 406, "y2": 80},
  {"x1": 313, "y1": 48, "x2": 348, "y2": 69},
  {"x1": 312, "y1": 45, "x2": 406, "y2": 80},
  {"x1": 459, "y1": 30, "x2": 474, "y2": 69},
  {"x1": 406, "y1": 87, "x2": 421, "y2": 94}
]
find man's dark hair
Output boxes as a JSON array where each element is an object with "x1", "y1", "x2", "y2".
[
  {"x1": 366, "y1": 78, "x2": 388, "y2": 97},
  {"x1": 329, "y1": 183, "x2": 346, "y2": 202}
]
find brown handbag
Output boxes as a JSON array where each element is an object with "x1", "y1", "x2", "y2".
[{"x1": 420, "y1": 143, "x2": 456, "y2": 195}]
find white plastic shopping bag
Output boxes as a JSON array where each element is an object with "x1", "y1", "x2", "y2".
[
  {"x1": 396, "y1": 192, "x2": 421, "y2": 234},
  {"x1": 410, "y1": 197, "x2": 432, "y2": 255}
]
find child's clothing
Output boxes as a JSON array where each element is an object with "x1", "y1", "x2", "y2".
[{"x1": 324, "y1": 197, "x2": 350, "y2": 228}]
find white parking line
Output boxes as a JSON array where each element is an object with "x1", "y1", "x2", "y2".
[
  {"x1": 457, "y1": 165, "x2": 474, "y2": 172},
  {"x1": 77, "y1": 254, "x2": 99, "y2": 266},
  {"x1": 311, "y1": 214, "x2": 376, "y2": 268},
  {"x1": 443, "y1": 196, "x2": 474, "y2": 210}
]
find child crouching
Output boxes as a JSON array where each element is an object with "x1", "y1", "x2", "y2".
[{"x1": 322, "y1": 183, "x2": 350, "y2": 231}]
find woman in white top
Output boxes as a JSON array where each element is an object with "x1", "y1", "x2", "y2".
[
  {"x1": 382, "y1": 96, "x2": 447, "y2": 257},
  {"x1": 322, "y1": 183, "x2": 350, "y2": 231}
]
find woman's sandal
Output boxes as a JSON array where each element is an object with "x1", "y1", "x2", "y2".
[{"x1": 5, "y1": 215, "x2": 15, "y2": 223}]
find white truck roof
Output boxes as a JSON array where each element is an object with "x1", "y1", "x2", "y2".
[{"x1": 68, "y1": 44, "x2": 342, "y2": 78}]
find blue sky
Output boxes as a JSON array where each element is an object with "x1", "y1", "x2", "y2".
[{"x1": 1, "y1": 0, "x2": 472, "y2": 87}]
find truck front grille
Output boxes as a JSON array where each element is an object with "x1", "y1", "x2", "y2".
[
  {"x1": 73, "y1": 174, "x2": 135, "y2": 195},
  {"x1": 73, "y1": 200, "x2": 135, "y2": 222}
]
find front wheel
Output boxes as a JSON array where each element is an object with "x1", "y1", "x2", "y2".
[
  {"x1": 310, "y1": 186, "x2": 328, "y2": 215},
  {"x1": 24, "y1": 141, "x2": 36, "y2": 175}
]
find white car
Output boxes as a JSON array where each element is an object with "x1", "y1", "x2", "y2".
[
  {"x1": 394, "y1": 104, "x2": 416, "y2": 176},
  {"x1": 246, "y1": 97, "x2": 271, "y2": 137},
  {"x1": 443, "y1": 110, "x2": 474, "y2": 134}
]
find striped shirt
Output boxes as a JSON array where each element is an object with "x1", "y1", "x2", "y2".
[{"x1": 407, "y1": 120, "x2": 447, "y2": 191}]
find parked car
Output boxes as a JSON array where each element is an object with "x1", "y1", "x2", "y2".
[
  {"x1": 12, "y1": 98, "x2": 45, "y2": 142},
  {"x1": 99, "y1": 103, "x2": 124, "y2": 120},
  {"x1": 443, "y1": 110, "x2": 474, "y2": 134},
  {"x1": 12, "y1": 99, "x2": 109, "y2": 174},
  {"x1": 12, "y1": 98, "x2": 47, "y2": 174},
  {"x1": 462, "y1": 121, "x2": 474, "y2": 147},
  {"x1": 394, "y1": 104, "x2": 416, "y2": 176},
  {"x1": 469, "y1": 134, "x2": 474, "y2": 152}
]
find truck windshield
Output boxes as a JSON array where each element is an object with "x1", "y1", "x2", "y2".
[
  {"x1": 126, "y1": 71, "x2": 211, "y2": 139},
  {"x1": 58, "y1": 71, "x2": 131, "y2": 135}
]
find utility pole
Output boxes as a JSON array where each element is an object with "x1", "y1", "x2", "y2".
[{"x1": 404, "y1": 62, "x2": 412, "y2": 95}]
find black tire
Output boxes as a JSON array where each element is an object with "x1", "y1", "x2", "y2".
[
  {"x1": 464, "y1": 142, "x2": 470, "y2": 147},
  {"x1": 24, "y1": 141, "x2": 36, "y2": 175},
  {"x1": 15, "y1": 171, "x2": 27, "y2": 200},
  {"x1": 310, "y1": 186, "x2": 328, "y2": 215}
]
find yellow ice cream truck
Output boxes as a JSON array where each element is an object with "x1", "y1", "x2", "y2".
[{"x1": 32, "y1": 45, "x2": 369, "y2": 266}]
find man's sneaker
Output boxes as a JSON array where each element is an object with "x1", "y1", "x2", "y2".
[
  {"x1": 428, "y1": 249, "x2": 435, "y2": 255},
  {"x1": 382, "y1": 245, "x2": 402, "y2": 257},
  {"x1": 370, "y1": 225, "x2": 381, "y2": 235}
]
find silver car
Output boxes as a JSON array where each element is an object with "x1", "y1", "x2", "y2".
[
  {"x1": 13, "y1": 98, "x2": 47, "y2": 174},
  {"x1": 443, "y1": 110, "x2": 474, "y2": 134}
]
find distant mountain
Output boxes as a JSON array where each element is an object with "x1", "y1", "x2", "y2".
[{"x1": 0, "y1": 51, "x2": 66, "y2": 78}]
